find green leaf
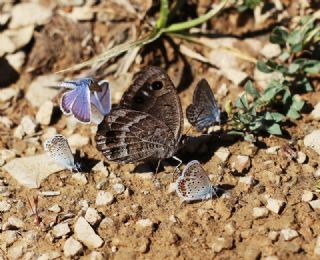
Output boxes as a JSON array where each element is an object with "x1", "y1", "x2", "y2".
[
  {"x1": 264, "y1": 112, "x2": 285, "y2": 122},
  {"x1": 236, "y1": 93, "x2": 249, "y2": 110},
  {"x1": 290, "y1": 42, "x2": 303, "y2": 53},
  {"x1": 304, "y1": 61, "x2": 320, "y2": 74},
  {"x1": 267, "y1": 123, "x2": 282, "y2": 135},
  {"x1": 288, "y1": 30, "x2": 304, "y2": 45},
  {"x1": 245, "y1": 80, "x2": 260, "y2": 99},
  {"x1": 288, "y1": 62, "x2": 301, "y2": 74},
  {"x1": 257, "y1": 61, "x2": 275, "y2": 73},
  {"x1": 286, "y1": 108, "x2": 301, "y2": 119},
  {"x1": 279, "y1": 51, "x2": 290, "y2": 62},
  {"x1": 270, "y1": 26, "x2": 288, "y2": 45},
  {"x1": 244, "y1": 134, "x2": 256, "y2": 142},
  {"x1": 156, "y1": 0, "x2": 169, "y2": 29}
]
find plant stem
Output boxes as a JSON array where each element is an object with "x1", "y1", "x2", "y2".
[{"x1": 156, "y1": 0, "x2": 169, "y2": 29}]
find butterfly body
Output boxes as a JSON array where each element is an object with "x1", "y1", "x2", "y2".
[
  {"x1": 186, "y1": 79, "x2": 221, "y2": 131},
  {"x1": 96, "y1": 66, "x2": 183, "y2": 164},
  {"x1": 176, "y1": 160, "x2": 213, "y2": 202}
]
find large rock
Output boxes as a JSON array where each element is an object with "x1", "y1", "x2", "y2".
[
  {"x1": 3, "y1": 153, "x2": 64, "y2": 188},
  {"x1": 74, "y1": 217, "x2": 104, "y2": 248}
]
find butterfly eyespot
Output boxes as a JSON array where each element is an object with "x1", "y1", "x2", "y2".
[
  {"x1": 134, "y1": 96, "x2": 144, "y2": 104},
  {"x1": 151, "y1": 81, "x2": 163, "y2": 90}
]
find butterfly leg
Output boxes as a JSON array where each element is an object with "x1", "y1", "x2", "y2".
[
  {"x1": 172, "y1": 156, "x2": 182, "y2": 181},
  {"x1": 155, "y1": 159, "x2": 162, "y2": 174}
]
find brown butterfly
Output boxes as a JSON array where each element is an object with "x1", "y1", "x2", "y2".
[{"x1": 95, "y1": 66, "x2": 183, "y2": 166}]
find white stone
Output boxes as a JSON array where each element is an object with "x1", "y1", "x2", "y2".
[
  {"x1": 41, "y1": 127, "x2": 57, "y2": 141},
  {"x1": 20, "y1": 115, "x2": 37, "y2": 136},
  {"x1": 261, "y1": 43, "x2": 281, "y2": 58},
  {"x1": 68, "y1": 6, "x2": 94, "y2": 21},
  {"x1": 58, "y1": 0, "x2": 85, "y2": 6},
  {"x1": 315, "y1": 236, "x2": 320, "y2": 256},
  {"x1": 0, "y1": 88, "x2": 18, "y2": 102},
  {"x1": 221, "y1": 68, "x2": 249, "y2": 86},
  {"x1": 266, "y1": 146, "x2": 280, "y2": 155},
  {"x1": 86, "y1": 251, "x2": 104, "y2": 260},
  {"x1": 85, "y1": 208, "x2": 101, "y2": 226},
  {"x1": 0, "y1": 34, "x2": 15, "y2": 56},
  {"x1": 0, "y1": 200, "x2": 11, "y2": 212},
  {"x1": 0, "y1": 230, "x2": 18, "y2": 246},
  {"x1": 64, "y1": 237, "x2": 83, "y2": 257},
  {"x1": 37, "y1": 251, "x2": 60, "y2": 260},
  {"x1": 95, "y1": 191, "x2": 114, "y2": 206},
  {"x1": 7, "y1": 244, "x2": 24, "y2": 259},
  {"x1": 113, "y1": 183, "x2": 125, "y2": 194},
  {"x1": 309, "y1": 199, "x2": 320, "y2": 210},
  {"x1": 167, "y1": 182, "x2": 176, "y2": 194},
  {"x1": 36, "y1": 100, "x2": 54, "y2": 125},
  {"x1": 302, "y1": 190, "x2": 314, "y2": 202},
  {"x1": 92, "y1": 161, "x2": 109, "y2": 176},
  {"x1": 217, "y1": 83, "x2": 228, "y2": 97},
  {"x1": 99, "y1": 217, "x2": 114, "y2": 228},
  {"x1": 6, "y1": 51, "x2": 25, "y2": 71},
  {"x1": 239, "y1": 176, "x2": 256, "y2": 186},
  {"x1": 215, "y1": 147, "x2": 230, "y2": 162},
  {"x1": 280, "y1": 228, "x2": 299, "y2": 241},
  {"x1": 3, "y1": 153, "x2": 64, "y2": 188},
  {"x1": 48, "y1": 204, "x2": 62, "y2": 213},
  {"x1": 0, "y1": 116, "x2": 13, "y2": 128},
  {"x1": 0, "y1": 149, "x2": 16, "y2": 163},
  {"x1": 39, "y1": 191, "x2": 61, "y2": 197},
  {"x1": 297, "y1": 151, "x2": 307, "y2": 164},
  {"x1": 232, "y1": 155, "x2": 251, "y2": 172},
  {"x1": 311, "y1": 102, "x2": 320, "y2": 120},
  {"x1": 2, "y1": 25, "x2": 34, "y2": 53},
  {"x1": 265, "y1": 256, "x2": 279, "y2": 260},
  {"x1": 252, "y1": 207, "x2": 269, "y2": 219},
  {"x1": 266, "y1": 198, "x2": 285, "y2": 214},
  {"x1": 68, "y1": 134, "x2": 89, "y2": 148},
  {"x1": 304, "y1": 130, "x2": 320, "y2": 155},
  {"x1": 52, "y1": 222, "x2": 71, "y2": 238},
  {"x1": 10, "y1": 3, "x2": 52, "y2": 28},
  {"x1": 72, "y1": 173, "x2": 88, "y2": 185},
  {"x1": 6, "y1": 216, "x2": 24, "y2": 229},
  {"x1": 136, "y1": 219, "x2": 154, "y2": 229},
  {"x1": 74, "y1": 217, "x2": 104, "y2": 248},
  {"x1": 268, "y1": 231, "x2": 279, "y2": 241},
  {"x1": 26, "y1": 74, "x2": 61, "y2": 107}
]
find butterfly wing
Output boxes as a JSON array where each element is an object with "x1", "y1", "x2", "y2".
[
  {"x1": 95, "y1": 109, "x2": 177, "y2": 163},
  {"x1": 91, "y1": 80, "x2": 111, "y2": 116},
  {"x1": 71, "y1": 85, "x2": 91, "y2": 124},
  {"x1": 176, "y1": 160, "x2": 213, "y2": 201},
  {"x1": 186, "y1": 79, "x2": 221, "y2": 131},
  {"x1": 60, "y1": 88, "x2": 80, "y2": 115},
  {"x1": 120, "y1": 66, "x2": 183, "y2": 144},
  {"x1": 44, "y1": 135, "x2": 75, "y2": 170}
]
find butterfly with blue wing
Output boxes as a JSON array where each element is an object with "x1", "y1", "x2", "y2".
[{"x1": 186, "y1": 79, "x2": 221, "y2": 131}]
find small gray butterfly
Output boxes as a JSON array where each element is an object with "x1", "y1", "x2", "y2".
[
  {"x1": 186, "y1": 79, "x2": 221, "y2": 131},
  {"x1": 175, "y1": 160, "x2": 214, "y2": 202}
]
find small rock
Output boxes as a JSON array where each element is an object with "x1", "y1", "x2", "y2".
[
  {"x1": 266, "y1": 146, "x2": 280, "y2": 155},
  {"x1": 239, "y1": 176, "x2": 256, "y2": 186},
  {"x1": 48, "y1": 204, "x2": 62, "y2": 213},
  {"x1": 209, "y1": 236, "x2": 233, "y2": 253},
  {"x1": 41, "y1": 127, "x2": 57, "y2": 141},
  {"x1": 304, "y1": 130, "x2": 320, "y2": 155},
  {"x1": 301, "y1": 190, "x2": 314, "y2": 202},
  {"x1": 72, "y1": 173, "x2": 88, "y2": 185},
  {"x1": 232, "y1": 155, "x2": 251, "y2": 172},
  {"x1": 37, "y1": 251, "x2": 60, "y2": 260},
  {"x1": 10, "y1": 3, "x2": 52, "y2": 28},
  {"x1": 136, "y1": 172, "x2": 154, "y2": 179},
  {"x1": 261, "y1": 43, "x2": 281, "y2": 58},
  {"x1": 64, "y1": 237, "x2": 83, "y2": 257},
  {"x1": 309, "y1": 199, "x2": 320, "y2": 210},
  {"x1": 314, "y1": 236, "x2": 320, "y2": 256},
  {"x1": 58, "y1": 0, "x2": 85, "y2": 6},
  {"x1": 217, "y1": 83, "x2": 228, "y2": 97},
  {"x1": 3, "y1": 25, "x2": 34, "y2": 52},
  {"x1": 297, "y1": 151, "x2": 307, "y2": 164},
  {"x1": 0, "y1": 13, "x2": 10, "y2": 26},
  {"x1": 268, "y1": 231, "x2": 279, "y2": 241},
  {"x1": 3, "y1": 153, "x2": 64, "y2": 188},
  {"x1": 167, "y1": 182, "x2": 176, "y2": 194},
  {"x1": 214, "y1": 147, "x2": 230, "y2": 162},
  {"x1": 68, "y1": 134, "x2": 89, "y2": 148},
  {"x1": 265, "y1": 256, "x2": 279, "y2": 260},
  {"x1": 6, "y1": 216, "x2": 24, "y2": 229},
  {"x1": 0, "y1": 230, "x2": 18, "y2": 246},
  {"x1": 221, "y1": 68, "x2": 249, "y2": 86},
  {"x1": 0, "y1": 34, "x2": 15, "y2": 56},
  {"x1": 95, "y1": 191, "x2": 114, "y2": 206},
  {"x1": 113, "y1": 183, "x2": 125, "y2": 194},
  {"x1": 0, "y1": 116, "x2": 13, "y2": 128},
  {"x1": 252, "y1": 207, "x2": 269, "y2": 219},
  {"x1": 20, "y1": 115, "x2": 37, "y2": 136},
  {"x1": 281, "y1": 228, "x2": 299, "y2": 241},
  {"x1": 52, "y1": 222, "x2": 71, "y2": 238},
  {"x1": 314, "y1": 168, "x2": 320, "y2": 177},
  {"x1": 85, "y1": 208, "x2": 102, "y2": 226},
  {"x1": 26, "y1": 74, "x2": 61, "y2": 107},
  {"x1": 36, "y1": 100, "x2": 54, "y2": 125},
  {"x1": 39, "y1": 191, "x2": 61, "y2": 197},
  {"x1": 0, "y1": 149, "x2": 16, "y2": 164},
  {"x1": 86, "y1": 251, "x2": 105, "y2": 260},
  {"x1": 67, "y1": 6, "x2": 94, "y2": 21},
  {"x1": 136, "y1": 219, "x2": 154, "y2": 229},
  {"x1": 266, "y1": 198, "x2": 285, "y2": 214},
  {"x1": 7, "y1": 244, "x2": 24, "y2": 259},
  {"x1": 92, "y1": 161, "x2": 109, "y2": 176},
  {"x1": 311, "y1": 102, "x2": 320, "y2": 120},
  {"x1": 74, "y1": 217, "x2": 104, "y2": 248},
  {"x1": 99, "y1": 217, "x2": 114, "y2": 228},
  {"x1": 6, "y1": 51, "x2": 25, "y2": 72},
  {"x1": 0, "y1": 88, "x2": 18, "y2": 102},
  {"x1": 0, "y1": 200, "x2": 11, "y2": 212}
]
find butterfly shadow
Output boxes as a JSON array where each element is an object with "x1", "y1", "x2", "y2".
[{"x1": 74, "y1": 151, "x2": 100, "y2": 173}]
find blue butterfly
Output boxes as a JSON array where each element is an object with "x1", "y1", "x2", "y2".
[
  {"x1": 59, "y1": 78, "x2": 111, "y2": 124},
  {"x1": 186, "y1": 79, "x2": 221, "y2": 131}
]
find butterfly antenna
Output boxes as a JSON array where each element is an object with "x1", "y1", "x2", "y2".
[{"x1": 155, "y1": 159, "x2": 162, "y2": 174}]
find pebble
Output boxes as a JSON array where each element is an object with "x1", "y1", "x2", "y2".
[
  {"x1": 239, "y1": 176, "x2": 256, "y2": 186},
  {"x1": 64, "y1": 237, "x2": 83, "y2": 257},
  {"x1": 0, "y1": 116, "x2": 13, "y2": 128},
  {"x1": 113, "y1": 183, "x2": 125, "y2": 194},
  {"x1": 92, "y1": 161, "x2": 109, "y2": 177},
  {"x1": 37, "y1": 251, "x2": 60, "y2": 260},
  {"x1": 265, "y1": 256, "x2": 278, "y2": 260},
  {"x1": 167, "y1": 183, "x2": 176, "y2": 194},
  {"x1": 217, "y1": 83, "x2": 228, "y2": 97},
  {"x1": 260, "y1": 43, "x2": 281, "y2": 58},
  {"x1": 48, "y1": 204, "x2": 62, "y2": 213},
  {"x1": 0, "y1": 88, "x2": 18, "y2": 102},
  {"x1": 301, "y1": 190, "x2": 314, "y2": 202},
  {"x1": 74, "y1": 217, "x2": 104, "y2": 248},
  {"x1": 311, "y1": 102, "x2": 320, "y2": 120},
  {"x1": 296, "y1": 151, "x2": 307, "y2": 164},
  {"x1": 232, "y1": 155, "x2": 251, "y2": 172},
  {"x1": 68, "y1": 134, "x2": 89, "y2": 148},
  {"x1": 99, "y1": 217, "x2": 114, "y2": 228},
  {"x1": 36, "y1": 100, "x2": 54, "y2": 125},
  {"x1": 209, "y1": 236, "x2": 233, "y2": 253},
  {"x1": 95, "y1": 191, "x2": 114, "y2": 206},
  {"x1": 39, "y1": 191, "x2": 61, "y2": 197},
  {"x1": 266, "y1": 146, "x2": 280, "y2": 155},
  {"x1": 52, "y1": 222, "x2": 71, "y2": 238},
  {"x1": 0, "y1": 34, "x2": 15, "y2": 56},
  {"x1": 71, "y1": 173, "x2": 88, "y2": 185},
  {"x1": 221, "y1": 68, "x2": 249, "y2": 86},
  {"x1": 214, "y1": 147, "x2": 230, "y2": 162},
  {"x1": 10, "y1": 3, "x2": 52, "y2": 28},
  {"x1": 315, "y1": 236, "x2": 320, "y2": 256},
  {"x1": 0, "y1": 230, "x2": 18, "y2": 246},
  {"x1": 86, "y1": 251, "x2": 105, "y2": 260},
  {"x1": 0, "y1": 149, "x2": 16, "y2": 165},
  {"x1": 304, "y1": 130, "x2": 320, "y2": 155},
  {"x1": 252, "y1": 207, "x2": 269, "y2": 219},
  {"x1": 281, "y1": 228, "x2": 299, "y2": 241},
  {"x1": 136, "y1": 219, "x2": 154, "y2": 229},
  {"x1": 58, "y1": 0, "x2": 85, "y2": 6},
  {"x1": 20, "y1": 115, "x2": 37, "y2": 136},
  {"x1": 85, "y1": 208, "x2": 102, "y2": 226},
  {"x1": 26, "y1": 74, "x2": 61, "y2": 107},
  {"x1": 5, "y1": 216, "x2": 24, "y2": 229},
  {"x1": 309, "y1": 199, "x2": 320, "y2": 210},
  {"x1": 7, "y1": 244, "x2": 24, "y2": 259},
  {"x1": 268, "y1": 231, "x2": 279, "y2": 241},
  {"x1": 3, "y1": 25, "x2": 34, "y2": 52},
  {"x1": 3, "y1": 153, "x2": 64, "y2": 188},
  {"x1": 6, "y1": 51, "x2": 26, "y2": 72},
  {"x1": 0, "y1": 200, "x2": 11, "y2": 212},
  {"x1": 314, "y1": 168, "x2": 320, "y2": 178},
  {"x1": 266, "y1": 198, "x2": 286, "y2": 214},
  {"x1": 67, "y1": 6, "x2": 94, "y2": 21}
]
